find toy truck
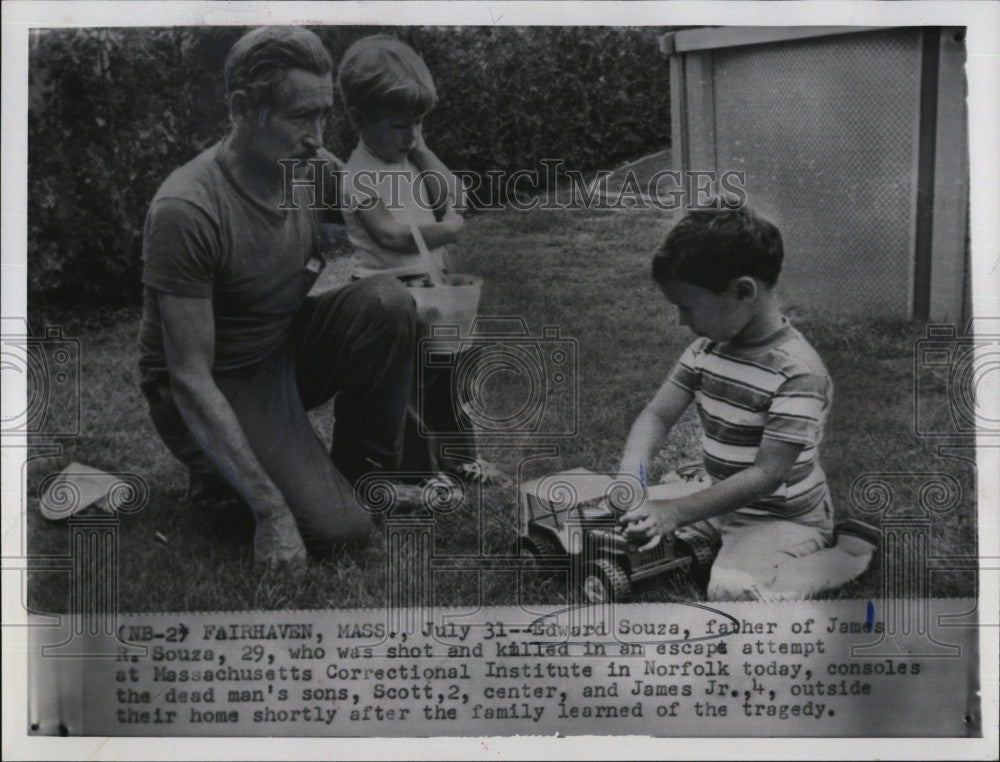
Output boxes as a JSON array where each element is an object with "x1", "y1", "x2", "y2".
[{"x1": 517, "y1": 466, "x2": 719, "y2": 603}]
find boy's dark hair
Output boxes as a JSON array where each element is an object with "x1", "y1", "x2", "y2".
[
  {"x1": 652, "y1": 206, "x2": 784, "y2": 292},
  {"x1": 224, "y1": 26, "x2": 333, "y2": 120}
]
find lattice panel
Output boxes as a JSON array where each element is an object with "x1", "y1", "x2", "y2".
[{"x1": 711, "y1": 29, "x2": 923, "y2": 317}]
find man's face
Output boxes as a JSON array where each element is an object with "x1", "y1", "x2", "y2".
[
  {"x1": 660, "y1": 278, "x2": 754, "y2": 343},
  {"x1": 248, "y1": 68, "x2": 334, "y2": 165},
  {"x1": 357, "y1": 111, "x2": 425, "y2": 164}
]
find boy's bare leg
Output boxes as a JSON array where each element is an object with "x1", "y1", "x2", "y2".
[{"x1": 408, "y1": 332, "x2": 510, "y2": 486}]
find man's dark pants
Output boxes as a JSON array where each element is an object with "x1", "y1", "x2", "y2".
[{"x1": 141, "y1": 276, "x2": 416, "y2": 553}]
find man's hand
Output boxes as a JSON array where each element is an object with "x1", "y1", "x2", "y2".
[
  {"x1": 159, "y1": 294, "x2": 309, "y2": 572},
  {"x1": 253, "y1": 504, "x2": 308, "y2": 571},
  {"x1": 621, "y1": 499, "x2": 682, "y2": 552}
]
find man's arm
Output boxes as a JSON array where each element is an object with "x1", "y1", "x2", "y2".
[
  {"x1": 623, "y1": 437, "x2": 804, "y2": 546},
  {"x1": 158, "y1": 293, "x2": 307, "y2": 569},
  {"x1": 619, "y1": 378, "x2": 693, "y2": 480}
]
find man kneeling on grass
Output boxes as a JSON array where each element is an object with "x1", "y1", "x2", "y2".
[
  {"x1": 137, "y1": 26, "x2": 418, "y2": 569},
  {"x1": 619, "y1": 205, "x2": 879, "y2": 601}
]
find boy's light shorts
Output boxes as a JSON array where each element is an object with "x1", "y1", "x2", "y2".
[{"x1": 684, "y1": 497, "x2": 836, "y2": 601}]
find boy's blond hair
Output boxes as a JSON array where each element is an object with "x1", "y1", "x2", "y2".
[{"x1": 337, "y1": 34, "x2": 437, "y2": 118}]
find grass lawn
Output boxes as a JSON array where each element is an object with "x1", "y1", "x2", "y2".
[{"x1": 25, "y1": 201, "x2": 977, "y2": 613}]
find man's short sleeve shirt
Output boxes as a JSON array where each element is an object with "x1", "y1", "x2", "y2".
[{"x1": 139, "y1": 144, "x2": 319, "y2": 373}]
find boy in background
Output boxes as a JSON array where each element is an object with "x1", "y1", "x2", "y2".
[
  {"x1": 620, "y1": 206, "x2": 879, "y2": 601},
  {"x1": 337, "y1": 35, "x2": 500, "y2": 484},
  {"x1": 337, "y1": 34, "x2": 463, "y2": 278}
]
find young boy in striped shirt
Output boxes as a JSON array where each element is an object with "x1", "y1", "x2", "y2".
[{"x1": 620, "y1": 206, "x2": 878, "y2": 601}]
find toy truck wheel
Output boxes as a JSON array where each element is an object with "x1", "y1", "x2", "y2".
[
  {"x1": 517, "y1": 532, "x2": 562, "y2": 562},
  {"x1": 581, "y1": 558, "x2": 631, "y2": 603},
  {"x1": 673, "y1": 529, "x2": 720, "y2": 587}
]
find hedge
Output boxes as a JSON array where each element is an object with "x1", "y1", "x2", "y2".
[{"x1": 28, "y1": 26, "x2": 673, "y2": 307}]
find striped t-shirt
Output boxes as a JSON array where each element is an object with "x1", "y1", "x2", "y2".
[{"x1": 667, "y1": 320, "x2": 832, "y2": 519}]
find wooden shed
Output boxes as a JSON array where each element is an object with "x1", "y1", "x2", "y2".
[{"x1": 661, "y1": 27, "x2": 969, "y2": 322}]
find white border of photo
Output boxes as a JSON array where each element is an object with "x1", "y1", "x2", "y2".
[{"x1": 3, "y1": 2, "x2": 998, "y2": 760}]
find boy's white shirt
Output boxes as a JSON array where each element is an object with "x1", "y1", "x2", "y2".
[{"x1": 342, "y1": 140, "x2": 447, "y2": 278}]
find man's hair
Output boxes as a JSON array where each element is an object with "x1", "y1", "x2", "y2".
[
  {"x1": 337, "y1": 34, "x2": 437, "y2": 118},
  {"x1": 224, "y1": 26, "x2": 333, "y2": 118},
  {"x1": 652, "y1": 206, "x2": 784, "y2": 292}
]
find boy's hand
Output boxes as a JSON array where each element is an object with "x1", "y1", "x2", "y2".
[
  {"x1": 407, "y1": 132, "x2": 430, "y2": 166},
  {"x1": 407, "y1": 137, "x2": 465, "y2": 215},
  {"x1": 440, "y1": 207, "x2": 465, "y2": 236},
  {"x1": 412, "y1": 129, "x2": 427, "y2": 149},
  {"x1": 621, "y1": 501, "x2": 681, "y2": 552}
]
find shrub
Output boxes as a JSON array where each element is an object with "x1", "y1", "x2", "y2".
[
  {"x1": 28, "y1": 28, "x2": 240, "y2": 307},
  {"x1": 324, "y1": 27, "x2": 672, "y2": 175},
  {"x1": 28, "y1": 26, "x2": 673, "y2": 308}
]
